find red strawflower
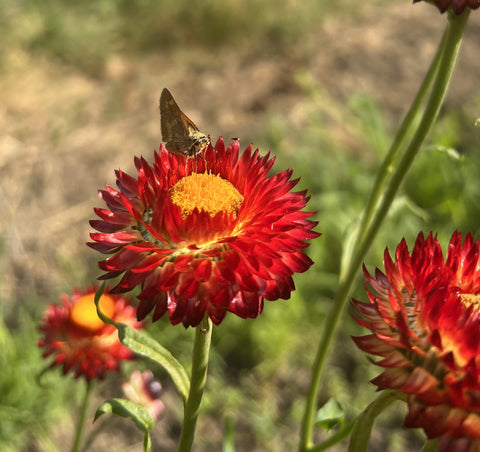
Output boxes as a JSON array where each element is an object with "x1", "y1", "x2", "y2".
[
  {"x1": 88, "y1": 138, "x2": 319, "y2": 327},
  {"x1": 352, "y1": 232, "x2": 480, "y2": 451},
  {"x1": 38, "y1": 286, "x2": 141, "y2": 380},
  {"x1": 413, "y1": 0, "x2": 480, "y2": 14}
]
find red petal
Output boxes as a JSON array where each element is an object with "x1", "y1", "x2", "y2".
[
  {"x1": 229, "y1": 291, "x2": 264, "y2": 319},
  {"x1": 89, "y1": 220, "x2": 127, "y2": 233},
  {"x1": 176, "y1": 273, "x2": 199, "y2": 298},
  {"x1": 174, "y1": 254, "x2": 194, "y2": 272},
  {"x1": 352, "y1": 334, "x2": 395, "y2": 356},
  {"x1": 98, "y1": 249, "x2": 147, "y2": 271},
  {"x1": 93, "y1": 207, "x2": 137, "y2": 225},
  {"x1": 401, "y1": 367, "x2": 438, "y2": 394},
  {"x1": 157, "y1": 264, "x2": 180, "y2": 291},
  {"x1": 90, "y1": 231, "x2": 142, "y2": 245},
  {"x1": 193, "y1": 259, "x2": 212, "y2": 282}
]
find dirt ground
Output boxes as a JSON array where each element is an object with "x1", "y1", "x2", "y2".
[
  {"x1": 1, "y1": 3, "x2": 480, "y2": 303},
  {"x1": 1, "y1": 2, "x2": 480, "y2": 451}
]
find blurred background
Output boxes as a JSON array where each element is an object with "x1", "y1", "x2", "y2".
[{"x1": 1, "y1": 1, "x2": 480, "y2": 451}]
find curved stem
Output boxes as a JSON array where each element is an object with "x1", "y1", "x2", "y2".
[
  {"x1": 309, "y1": 422, "x2": 354, "y2": 452},
  {"x1": 71, "y1": 380, "x2": 93, "y2": 452},
  {"x1": 177, "y1": 316, "x2": 213, "y2": 452},
  {"x1": 354, "y1": 8, "x2": 468, "y2": 274},
  {"x1": 348, "y1": 390, "x2": 404, "y2": 452},
  {"x1": 299, "y1": 10, "x2": 470, "y2": 452},
  {"x1": 143, "y1": 431, "x2": 152, "y2": 452}
]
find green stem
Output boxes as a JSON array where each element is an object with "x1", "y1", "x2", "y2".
[
  {"x1": 144, "y1": 431, "x2": 152, "y2": 452},
  {"x1": 71, "y1": 380, "x2": 93, "y2": 452},
  {"x1": 348, "y1": 390, "x2": 404, "y2": 452},
  {"x1": 309, "y1": 422, "x2": 355, "y2": 452},
  {"x1": 177, "y1": 316, "x2": 213, "y2": 452},
  {"x1": 299, "y1": 10, "x2": 469, "y2": 452}
]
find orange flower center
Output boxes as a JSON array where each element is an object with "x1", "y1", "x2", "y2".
[
  {"x1": 70, "y1": 293, "x2": 116, "y2": 332},
  {"x1": 169, "y1": 172, "x2": 244, "y2": 219},
  {"x1": 459, "y1": 293, "x2": 480, "y2": 312}
]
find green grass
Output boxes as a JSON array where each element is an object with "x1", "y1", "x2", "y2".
[
  {"x1": 0, "y1": 0, "x2": 346, "y2": 76},
  {"x1": 0, "y1": 309, "x2": 72, "y2": 452},
  {"x1": 5, "y1": 78, "x2": 480, "y2": 452},
  {"x1": 142, "y1": 83, "x2": 480, "y2": 451}
]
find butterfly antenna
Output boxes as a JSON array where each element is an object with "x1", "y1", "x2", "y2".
[{"x1": 199, "y1": 151, "x2": 208, "y2": 173}]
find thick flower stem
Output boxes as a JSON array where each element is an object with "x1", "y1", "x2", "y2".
[
  {"x1": 299, "y1": 10, "x2": 470, "y2": 452},
  {"x1": 177, "y1": 316, "x2": 213, "y2": 452},
  {"x1": 71, "y1": 380, "x2": 93, "y2": 452}
]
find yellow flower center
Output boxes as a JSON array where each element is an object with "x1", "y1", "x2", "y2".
[
  {"x1": 70, "y1": 293, "x2": 116, "y2": 332},
  {"x1": 169, "y1": 172, "x2": 244, "y2": 219},
  {"x1": 459, "y1": 293, "x2": 480, "y2": 312}
]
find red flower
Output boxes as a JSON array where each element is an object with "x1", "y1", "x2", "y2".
[
  {"x1": 38, "y1": 286, "x2": 141, "y2": 380},
  {"x1": 88, "y1": 138, "x2": 319, "y2": 327},
  {"x1": 413, "y1": 0, "x2": 480, "y2": 14},
  {"x1": 352, "y1": 232, "x2": 480, "y2": 451}
]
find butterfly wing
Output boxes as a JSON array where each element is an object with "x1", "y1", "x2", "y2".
[{"x1": 160, "y1": 88, "x2": 201, "y2": 154}]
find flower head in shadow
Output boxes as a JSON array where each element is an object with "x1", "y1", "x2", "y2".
[{"x1": 38, "y1": 286, "x2": 141, "y2": 380}]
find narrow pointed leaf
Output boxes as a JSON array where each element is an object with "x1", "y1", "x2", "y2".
[{"x1": 315, "y1": 398, "x2": 345, "y2": 432}]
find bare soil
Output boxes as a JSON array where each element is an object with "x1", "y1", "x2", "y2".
[{"x1": 1, "y1": 2, "x2": 480, "y2": 451}]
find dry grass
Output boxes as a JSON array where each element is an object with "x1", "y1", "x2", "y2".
[{"x1": 1, "y1": 2, "x2": 480, "y2": 450}]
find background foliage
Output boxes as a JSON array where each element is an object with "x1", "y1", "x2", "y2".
[{"x1": 1, "y1": 1, "x2": 480, "y2": 450}]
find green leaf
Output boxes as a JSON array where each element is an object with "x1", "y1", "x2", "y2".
[
  {"x1": 315, "y1": 398, "x2": 345, "y2": 432},
  {"x1": 94, "y1": 398, "x2": 154, "y2": 433},
  {"x1": 117, "y1": 324, "x2": 190, "y2": 404},
  {"x1": 94, "y1": 284, "x2": 190, "y2": 404},
  {"x1": 348, "y1": 390, "x2": 403, "y2": 452}
]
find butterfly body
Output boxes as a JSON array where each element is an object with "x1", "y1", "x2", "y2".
[{"x1": 160, "y1": 88, "x2": 209, "y2": 157}]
